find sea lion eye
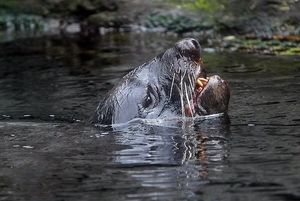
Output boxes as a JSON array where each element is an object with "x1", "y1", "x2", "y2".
[
  {"x1": 143, "y1": 85, "x2": 159, "y2": 109},
  {"x1": 143, "y1": 92, "x2": 155, "y2": 109}
]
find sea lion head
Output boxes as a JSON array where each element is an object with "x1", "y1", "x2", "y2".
[
  {"x1": 154, "y1": 38, "x2": 230, "y2": 118},
  {"x1": 93, "y1": 38, "x2": 230, "y2": 124}
]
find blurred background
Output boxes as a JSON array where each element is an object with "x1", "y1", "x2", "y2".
[{"x1": 0, "y1": 0, "x2": 300, "y2": 54}]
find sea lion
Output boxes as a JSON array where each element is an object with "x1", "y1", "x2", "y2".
[{"x1": 92, "y1": 38, "x2": 230, "y2": 124}]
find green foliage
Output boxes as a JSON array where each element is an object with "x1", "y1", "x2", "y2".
[
  {"x1": 0, "y1": 0, "x2": 113, "y2": 17},
  {"x1": 188, "y1": 0, "x2": 227, "y2": 12},
  {"x1": 145, "y1": 12, "x2": 213, "y2": 33},
  {"x1": 0, "y1": 0, "x2": 47, "y2": 15},
  {"x1": 224, "y1": 38, "x2": 300, "y2": 55},
  {"x1": 0, "y1": 15, "x2": 44, "y2": 31},
  {"x1": 170, "y1": 0, "x2": 227, "y2": 13}
]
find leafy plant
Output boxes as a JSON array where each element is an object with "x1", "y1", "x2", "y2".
[
  {"x1": 145, "y1": 12, "x2": 213, "y2": 33},
  {"x1": 170, "y1": 0, "x2": 228, "y2": 13}
]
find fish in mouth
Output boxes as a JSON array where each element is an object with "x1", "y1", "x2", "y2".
[
  {"x1": 92, "y1": 38, "x2": 230, "y2": 125},
  {"x1": 184, "y1": 74, "x2": 230, "y2": 117}
]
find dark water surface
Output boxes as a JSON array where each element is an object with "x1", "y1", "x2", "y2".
[{"x1": 0, "y1": 33, "x2": 299, "y2": 201}]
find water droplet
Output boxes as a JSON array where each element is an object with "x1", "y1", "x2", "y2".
[
  {"x1": 23, "y1": 114, "x2": 32, "y2": 118},
  {"x1": 2, "y1": 115, "x2": 11, "y2": 118},
  {"x1": 72, "y1": 118, "x2": 81, "y2": 122},
  {"x1": 22, "y1": 145, "x2": 34, "y2": 149}
]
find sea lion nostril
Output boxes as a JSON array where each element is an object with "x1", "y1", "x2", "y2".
[
  {"x1": 176, "y1": 38, "x2": 200, "y2": 51},
  {"x1": 175, "y1": 38, "x2": 202, "y2": 62},
  {"x1": 191, "y1": 39, "x2": 200, "y2": 50}
]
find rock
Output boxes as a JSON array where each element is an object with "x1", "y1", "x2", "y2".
[
  {"x1": 223, "y1": 35, "x2": 236, "y2": 41},
  {"x1": 86, "y1": 12, "x2": 130, "y2": 28},
  {"x1": 203, "y1": 48, "x2": 216, "y2": 53}
]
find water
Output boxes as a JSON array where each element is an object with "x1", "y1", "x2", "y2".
[{"x1": 0, "y1": 33, "x2": 299, "y2": 201}]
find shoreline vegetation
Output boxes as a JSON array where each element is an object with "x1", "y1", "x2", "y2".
[{"x1": 0, "y1": 0, "x2": 300, "y2": 55}]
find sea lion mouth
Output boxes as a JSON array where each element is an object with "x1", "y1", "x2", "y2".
[
  {"x1": 192, "y1": 58, "x2": 209, "y2": 105},
  {"x1": 184, "y1": 73, "x2": 229, "y2": 117},
  {"x1": 195, "y1": 77, "x2": 209, "y2": 94},
  {"x1": 183, "y1": 74, "x2": 208, "y2": 117},
  {"x1": 193, "y1": 75, "x2": 210, "y2": 105},
  {"x1": 181, "y1": 58, "x2": 208, "y2": 117},
  {"x1": 194, "y1": 75, "x2": 230, "y2": 116}
]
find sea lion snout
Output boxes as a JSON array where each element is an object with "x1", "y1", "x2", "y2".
[{"x1": 175, "y1": 38, "x2": 202, "y2": 62}]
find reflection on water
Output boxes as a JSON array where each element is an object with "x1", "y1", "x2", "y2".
[
  {"x1": 113, "y1": 121, "x2": 229, "y2": 200},
  {"x1": 113, "y1": 117, "x2": 229, "y2": 167},
  {"x1": 0, "y1": 33, "x2": 299, "y2": 201},
  {"x1": 0, "y1": 118, "x2": 230, "y2": 201}
]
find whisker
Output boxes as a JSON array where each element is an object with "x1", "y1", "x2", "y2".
[
  {"x1": 192, "y1": 64, "x2": 200, "y2": 81},
  {"x1": 182, "y1": 67, "x2": 187, "y2": 79},
  {"x1": 169, "y1": 73, "x2": 175, "y2": 100},
  {"x1": 188, "y1": 74, "x2": 193, "y2": 88},
  {"x1": 185, "y1": 82, "x2": 193, "y2": 118},
  {"x1": 189, "y1": 85, "x2": 195, "y2": 116},
  {"x1": 196, "y1": 64, "x2": 201, "y2": 79},
  {"x1": 188, "y1": 74, "x2": 195, "y2": 94},
  {"x1": 180, "y1": 72, "x2": 185, "y2": 118},
  {"x1": 180, "y1": 81, "x2": 185, "y2": 118}
]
